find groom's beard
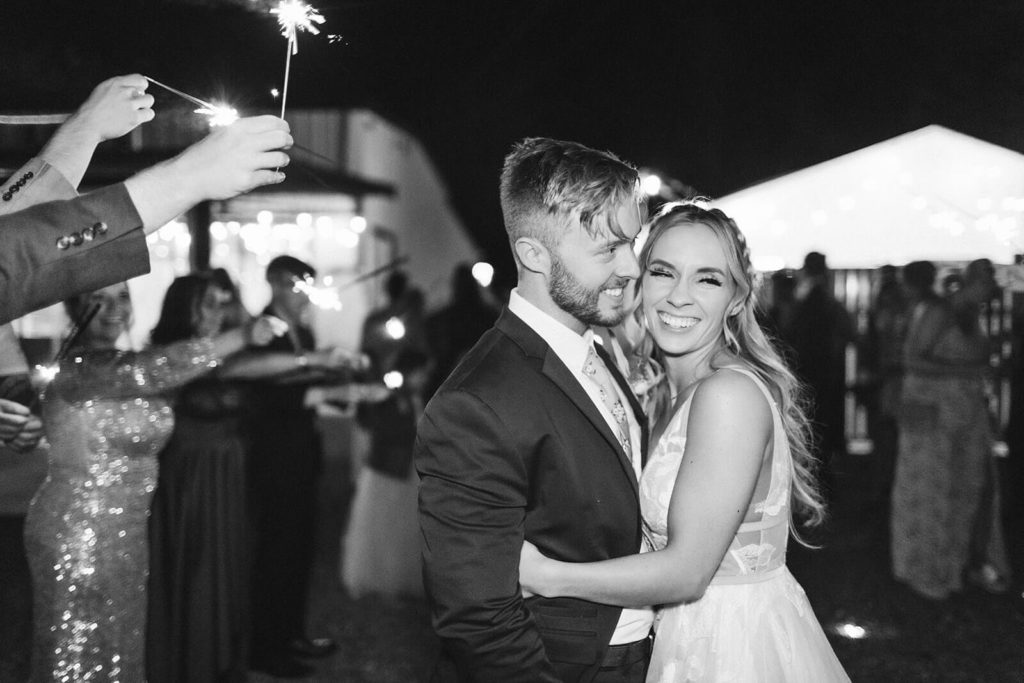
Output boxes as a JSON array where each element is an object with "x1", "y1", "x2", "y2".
[{"x1": 549, "y1": 255, "x2": 629, "y2": 328}]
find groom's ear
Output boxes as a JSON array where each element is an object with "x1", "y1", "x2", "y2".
[{"x1": 514, "y1": 237, "x2": 551, "y2": 276}]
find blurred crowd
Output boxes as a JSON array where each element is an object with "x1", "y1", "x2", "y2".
[
  {"x1": 765, "y1": 252, "x2": 1017, "y2": 603},
  {"x1": 0, "y1": 251, "x2": 499, "y2": 681}
]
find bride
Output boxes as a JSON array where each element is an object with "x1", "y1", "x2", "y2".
[{"x1": 520, "y1": 202, "x2": 850, "y2": 682}]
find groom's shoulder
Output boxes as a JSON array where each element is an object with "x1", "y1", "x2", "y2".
[{"x1": 434, "y1": 324, "x2": 539, "y2": 399}]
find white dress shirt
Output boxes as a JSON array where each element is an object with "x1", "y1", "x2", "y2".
[{"x1": 508, "y1": 290, "x2": 653, "y2": 644}]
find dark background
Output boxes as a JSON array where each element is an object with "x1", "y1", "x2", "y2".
[{"x1": 3, "y1": 0, "x2": 1023, "y2": 279}]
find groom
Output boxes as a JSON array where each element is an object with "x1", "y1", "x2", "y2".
[{"x1": 416, "y1": 137, "x2": 652, "y2": 682}]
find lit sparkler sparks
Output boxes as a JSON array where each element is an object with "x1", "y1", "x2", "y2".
[
  {"x1": 145, "y1": 76, "x2": 239, "y2": 126},
  {"x1": 194, "y1": 104, "x2": 239, "y2": 127},
  {"x1": 30, "y1": 364, "x2": 60, "y2": 390},
  {"x1": 291, "y1": 274, "x2": 343, "y2": 311},
  {"x1": 272, "y1": 0, "x2": 325, "y2": 52},
  {"x1": 270, "y1": 0, "x2": 325, "y2": 119}
]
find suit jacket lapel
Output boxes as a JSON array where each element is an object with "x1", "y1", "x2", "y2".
[{"x1": 495, "y1": 310, "x2": 640, "y2": 497}]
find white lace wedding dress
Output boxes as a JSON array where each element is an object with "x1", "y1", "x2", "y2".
[{"x1": 639, "y1": 367, "x2": 850, "y2": 682}]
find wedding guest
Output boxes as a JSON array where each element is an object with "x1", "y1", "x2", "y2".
[
  {"x1": 360, "y1": 270, "x2": 429, "y2": 378},
  {"x1": 861, "y1": 265, "x2": 910, "y2": 518},
  {"x1": 424, "y1": 263, "x2": 499, "y2": 398},
  {"x1": 892, "y1": 258, "x2": 1009, "y2": 599},
  {"x1": 146, "y1": 271, "x2": 352, "y2": 682},
  {"x1": 341, "y1": 348, "x2": 429, "y2": 600},
  {"x1": 520, "y1": 202, "x2": 848, "y2": 681},
  {"x1": 23, "y1": 281, "x2": 281, "y2": 681},
  {"x1": 245, "y1": 256, "x2": 354, "y2": 677},
  {"x1": 0, "y1": 74, "x2": 292, "y2": 325},
  {"x1": 782, "y1": 251, "x2": 855, "y2": 497},
  {"x1": 209, "y1": 267, "x2": 253, "y2": 331}
]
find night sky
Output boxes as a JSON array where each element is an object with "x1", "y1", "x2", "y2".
[{"x1": 3, "y1": 0, "x2": 1023, "y2": 275}]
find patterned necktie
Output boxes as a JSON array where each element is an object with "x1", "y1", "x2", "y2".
[{"x1": 583, "y1": 344, "x2": 633, "y2": 461}]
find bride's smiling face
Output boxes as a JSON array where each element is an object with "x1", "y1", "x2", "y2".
[{"x1": 641, "y1": 222, "x2": 738, "y2": 361}]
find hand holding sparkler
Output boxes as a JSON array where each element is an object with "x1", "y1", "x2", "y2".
[
  {"x1": 3, "y1": 412, "x2": 43, "y2": 453},
  {"x1": 71, "y1": 74, "x2": 156, "y2": 143},
  {"x1": 247, "y1": 314, "x2": 290, "y2": 346},
  {"x1": 0, "y1": 398, "x2": 33, "y2": 444},
  {"x1": 38, "y1": 74, "x2": 156, "y2": 189},
  {"x1": 182, "y1": 116, "x2": 293, "y2": 200},
  {"x1": 126, "y1": 115, "x2": 292, "y2": 228}
]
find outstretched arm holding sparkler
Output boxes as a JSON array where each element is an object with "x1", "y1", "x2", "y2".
[
  {"x1": 0, "y1": 79, "x2": 292, "y2": 324},
  {"x1": 124, "y1": 114, "x2": 293, "y2": 233},
  {"x1": 39, "y1": 74, "x2": 156, "y2": 188}
]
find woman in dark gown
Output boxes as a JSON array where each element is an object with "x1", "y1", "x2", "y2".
[
  {"x1": 146, "y1": 273, "x2": 352, "y2": 682},
  {"x1": 23, "y1": 282, "x2": 280, "y2": 682}
]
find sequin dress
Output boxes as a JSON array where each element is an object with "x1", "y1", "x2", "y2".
[
  {"x1": 23, "y1": 339, "x2": 219, "y2": 682},
  {"x1": 640, "y1": 367, "x2": 848, "y2": 682}
]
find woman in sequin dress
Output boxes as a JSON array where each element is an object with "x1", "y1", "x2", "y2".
[
  {"x1": 520, "y1": 203, "x2": 848, "y2": 681},
  {"x1": 23, "y1": 282, "x2": 281, "y2": 682}
]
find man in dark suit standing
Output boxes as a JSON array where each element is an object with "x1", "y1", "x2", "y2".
[
  {"x1": 244, "y1": 255, "x2": 339, "y2": 677},
  {"x1": 416, "y1": 137, "x2": 653, "y2": 682}
]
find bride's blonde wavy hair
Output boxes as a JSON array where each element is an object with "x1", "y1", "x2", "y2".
[{"x1": 625, "y1": 201, "x2": 826, "y2": 541}]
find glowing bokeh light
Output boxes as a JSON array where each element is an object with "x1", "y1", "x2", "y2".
[
  {"x1": 349, "y1": 215, "x2": 367, "y2": 233},
  {"x1": 834, "y1": 623, "x2": 868, "y2": 639},
  {"x1": 472, "y1": 261, "x2": 494, "y2": 287},
  {"x1": 384, "y1": 316, "x2": 406, "y2": 340},
  {"x1": 641, "y1": 173, "x2": 662, "y2": 197},
  {"x1": 383, "y1": 371, "x2": 404, "y2": 389}
]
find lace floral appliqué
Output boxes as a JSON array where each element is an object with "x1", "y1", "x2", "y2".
[{"x1": 734, "y1": 543, "x2": 777, "y2": 573}]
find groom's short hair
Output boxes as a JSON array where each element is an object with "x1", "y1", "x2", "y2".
[{"x1": 499, "y1": 137, "x2": 642, "y2": 255}]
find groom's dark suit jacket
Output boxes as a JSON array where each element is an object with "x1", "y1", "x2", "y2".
[{"x1": 416, "y1": 308, "x2": 647, "y2": 683}]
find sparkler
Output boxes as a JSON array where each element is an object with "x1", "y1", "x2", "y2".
[
  {"x1": 291, "y1": 274, "x2": 343, "y2": 311},
  {"x1": 288, "y1": 258, "x2": 408, "y2": 312},
  {"x1": 143, "y1": 76, "x2": 238, "y2": 126},
  {"x1": 270, "y1": 0, "x2": 325, "y2": 119},
  {"x1": 193, "y1": 104, "x2": 239, "y2": 127},
  {"x1": 27, "y1": 301, "x2": 101, "y2": 408}
]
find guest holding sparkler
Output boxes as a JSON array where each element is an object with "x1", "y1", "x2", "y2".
[
  {"x1": 146, "y1": 270, "x2": 356, "y2": 682},
  {"x1": 0, "y1": 74, "x2": 293, "y2": 325},
  {"x1": 22, "y1": 282, "x2": 284, "y2": 682},
  {"x1": 245, "y1": 255, "x2": 365, "y2": 677},
  {"x1": 0, "y1": 71, "x2": 159, "y2": 441}
]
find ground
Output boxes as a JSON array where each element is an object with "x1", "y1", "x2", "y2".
[{"x1": 2, "y1": 443, "x2": 1022, "y2": 682}]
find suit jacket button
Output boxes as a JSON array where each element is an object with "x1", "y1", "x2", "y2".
[
  {"x1": 2, "y1": 193, "x2": 10, "y2": 202},
  {"x1": 9, "y1": 185, "x2": 18, "y2": 194},
  {"x1": 25, "y1": 171, "x2": 33, "y2": 179},
  {"x1": 82, "y1": 226, "x2": 95, "y2": 241},
  {"x1": 93, "y1": 221, "x2": 108, "y2": 235},
  {"x1": 56, "y1": 236, "x2": 71, "y2": 250},
  {"x1": 69, "y1": 232, "x2": 84, "y2": 246}
]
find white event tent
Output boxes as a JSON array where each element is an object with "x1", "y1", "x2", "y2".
[{"x1": 712, "y1": 125, "x2": 1024, "y2": 271}]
